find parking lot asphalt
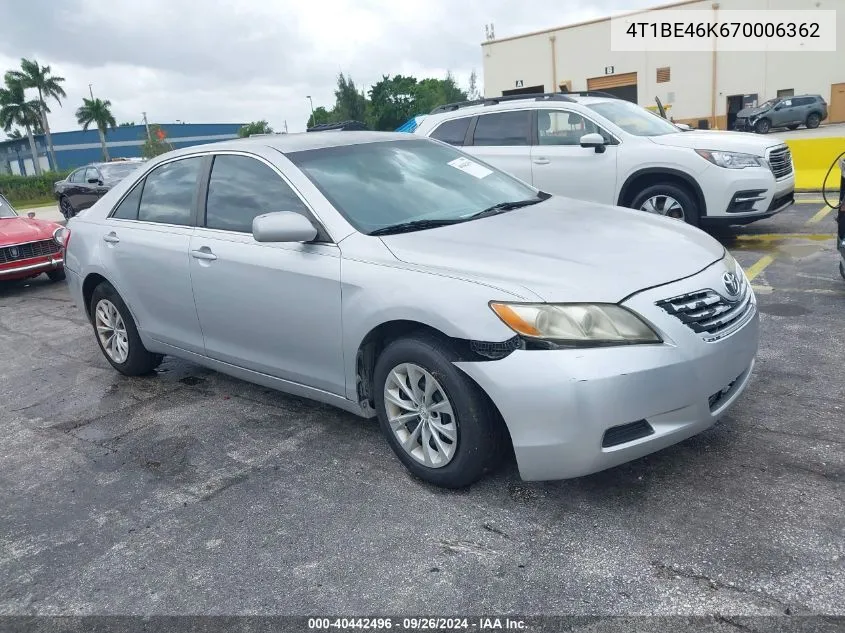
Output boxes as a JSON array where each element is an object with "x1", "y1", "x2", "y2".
[{"x1": 0, "y1": 200, "x2": 843, "y2": 620}]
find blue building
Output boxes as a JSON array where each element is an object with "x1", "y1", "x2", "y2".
[{"x1": 0, "y1": 122, "x2": 245, "y2": 175}]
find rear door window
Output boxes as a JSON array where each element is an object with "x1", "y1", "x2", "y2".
[
  {"x1": 430, "y1": 118, "x2": 471, "y2": 146},
  {"x1": 137, "y1": 157, "x2": 203, "y2": 226},
  {"x1": 471, "y1": 111, "x2": 532, "y2": 146}
]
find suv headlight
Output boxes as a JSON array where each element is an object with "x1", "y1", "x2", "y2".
[
  {"x1": 695, "y1": 149, "x2": 764, "y2": 169},
  {"x1": 489, "y1": 302, "x2": 661, "y2": 347}
]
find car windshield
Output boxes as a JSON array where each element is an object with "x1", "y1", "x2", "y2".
[
  {"x1": 760, "y1": 99, "x2": 779, "y2": 108},
  {"x1": 0, "y1": 194, "x2": 18, "y2": 218},
  {"x1": 99, "y1": 163, "x2": 141, "y2": 180},
  {"x1": 586, "y1": 100, "x2": 680, "y2": 137},
  {"x1": 287, "y1": 139, "x2": 542, "y2": 234}
]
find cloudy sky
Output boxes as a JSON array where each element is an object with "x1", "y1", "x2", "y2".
[{"x1": 1, "y1": 0, "x2": 656, "y2": 136}]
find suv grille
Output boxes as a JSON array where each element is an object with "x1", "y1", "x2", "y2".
[
  {"x1": 656, "y1": 275, "x2": 754, "y2": 342},
  {"x1": 767, "y1": 146, "x2": 793, "y2": 179},
  {"x1": 0, "y1": 239, "x2": 60, "y2": 265}
]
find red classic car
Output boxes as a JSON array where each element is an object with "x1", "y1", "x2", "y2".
[{"x1": 0, "y1": 193, "x2": 67, "y2": 283}]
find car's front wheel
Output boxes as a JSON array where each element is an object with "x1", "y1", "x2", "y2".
[
  {"x1": 373, "y1": 333, "x2": 504, "y2": 488},
  {"x1": 631, "y1": 183, "x2": 700, "y2": 227},
  {"x1": 46, "y1": 268, "x2": 66, "y2": 282},
  {"x1": 90, "y1": 281, "x2": 162, "y2": 375},
  {"x1": 754, "y1": 118, "x2": 771, "y2": 134},
  {"x1": 806, "y1": 113, "x2": 821, "y2": 129}
]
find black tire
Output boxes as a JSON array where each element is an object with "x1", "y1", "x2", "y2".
[
  {"x1": 373, "y1": 333, "x2": 505, "y2": 488},
  {"x1": 89, "y1": 281, "x2": 162, "y2": 376},
  {"x1": 630, "y1": 182, "x2": 701, "y2": 227},
  {"x1": 786, "y1": 124, "x2": 800, "y2": 130},
  {"x1": 806, "y1": 113, "x2": 821, "y2": 129},
  {"x1": 59, "y1": 196, "x2": 75, "y2": 219},
  {"x1": 46, "y1": 268, "x2": 66, "y2": 282},
  {"x1": 839, "y1": 260, "x2": 845, "y2": 282},
  {"x1": 754, "y1": 118, "x2": 771, "y2": 134}
]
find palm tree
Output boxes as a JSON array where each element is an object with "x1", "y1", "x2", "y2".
[
  {"x1": 0, "y1": 76, "x2": 43, "y2": 175},
  {"x1": 7, "y1": 128, "x2": 23, "y2": 139},
  {"x1": 8, "y1": 59, "x2": 66, "y2": 170},
  {"x1": 76, "y1": 97, "x2": 116, "y2": 161}
]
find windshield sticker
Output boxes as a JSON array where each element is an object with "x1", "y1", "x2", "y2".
[{"x1": 447, "y1": 157, "x2": 492, "y2": 179}]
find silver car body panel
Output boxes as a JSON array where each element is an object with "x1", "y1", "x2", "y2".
[{"x1": 65, "y1": 132, "x2": 758, "y2": 480}]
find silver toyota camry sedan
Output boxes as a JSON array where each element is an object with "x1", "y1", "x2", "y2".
[{"x1": 62, "y1": 132, "x2": 758, "y2": 488}]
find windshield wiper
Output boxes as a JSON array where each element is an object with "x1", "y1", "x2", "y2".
[
  {"x1": 466, "y1": 192, "x2": 551, "y2": 220},
  {"x1": 369, "y1": 218, "x2": 467, "y2": 236}
]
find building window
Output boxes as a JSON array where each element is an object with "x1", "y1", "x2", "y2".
[
  {"x1": 777, "y1": 88, "x2": 794, "y2": 98},
  {"x1": 656, "y1": 67, "x2": 671, "y2": 83}
]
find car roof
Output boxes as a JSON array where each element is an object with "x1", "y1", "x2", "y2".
[
  {"x1": 156, "y1": 131, "x2": 418, "y2": 160},
  {"x1": 425, "y1": 94, "x2": 614, "y2": 120}
]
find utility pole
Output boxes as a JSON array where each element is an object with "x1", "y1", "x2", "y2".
[
  {"x1": 88, "y1": 84, "x2": 94, "y2": 100},
  {"x1": 284, "y1": 120, "x2": 288, "y2": 133},
  {"x1": 142, "y1": 112, "x2": 152, "y2": 141},
  {"x1": 306, "y1": 95, "x2": 315, "y2": 126}
]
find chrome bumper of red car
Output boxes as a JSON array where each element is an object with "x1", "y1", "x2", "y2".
[{"x1": 0, "y1": 256, "x2": 64, "y2": 277}]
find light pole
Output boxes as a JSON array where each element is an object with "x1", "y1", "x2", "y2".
[
  {"x1": 142, "y1": 112, "x2": 152, "y2": 142},
  {"x1": 88, "y1": 84, "x2": 94, "y2": 100},
  {"x1": 306, "y1": 95, "x2": 315, "y2": 126}
]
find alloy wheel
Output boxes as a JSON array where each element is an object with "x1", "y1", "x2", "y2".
[
  {"x1": 640, "y1": 195, "x2": 685, "y2": 221},
  {"x1": 95, "y1": 299, "x2": 129, "y2": 364},
  {"x1": 383, "y1": 362, "x2": 458, "y2": 468}
]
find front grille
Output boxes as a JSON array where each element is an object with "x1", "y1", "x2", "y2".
[
  {"x1": 709, "y1": 375, "x2": 741, "y2": 411},
  {"x1": 767, "y1": 145, "x2": 793, "y2": 179},
  {"x1": 0, "y1": 239, "x2": 60, "y2": 265},
  {"x1": 602, "y1": 420, "x2": 654, "y2": 448},
  {"x1": 656, "y1": 274, "x2": 754, "y2": 342}
]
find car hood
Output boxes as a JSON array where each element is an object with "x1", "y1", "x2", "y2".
[
  {"x1": 0, "y1": 217, "x2": 57, "y2": 243},
  {"x1": 737, "y1": 105, "x2": 772, "y2": 118},
  {"x1": 649, "y1": 130, "x2": 784, "y2": 155},
  {"x1": 378, "y1": 198, "x2": 726, "y2": 303}
]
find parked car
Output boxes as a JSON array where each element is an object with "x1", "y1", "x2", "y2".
[
  {"x1": 414, "y1": 92, "x2": 795, "y2": 227},
  {"x1": 734, "y1": 95, "x2": 828, "y2": 134},
  {"x1": 64, "y1": 133, "x2": 758, "y2": 488},
  {"x1": 54, "y1": 161, "x2": 144, "y2": 219},
  {"x1": 0, "y1": 193, "x2": 66, "y2": 283}
]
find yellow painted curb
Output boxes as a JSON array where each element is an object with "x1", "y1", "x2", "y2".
[{"x1": 785, "y1": 138, "x2": 845, "y2": 191}]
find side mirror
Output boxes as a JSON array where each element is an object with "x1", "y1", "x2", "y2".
[
  {"x1": 87, "y1": 177, "x2": 100, "y2": 184},
  {"x1": 579, "y1": 133, "x2": 607, "y2": 153},
  {"x1": 252, "y1": 211, "x2": 318, "y2": 243},
  {"x1": 675, "y1": 123, "x2": 693, "y2": 131},
  {"x1": 27, "y1": 212, "x2": 36, "y2": 219}
]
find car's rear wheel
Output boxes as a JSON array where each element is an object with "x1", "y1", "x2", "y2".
[
  {"x1": 806, "y1": 113, "x2": 821, "y2": 129},
  {"x1": 90, "y1": 282, "x2": 162, "y2": 375},
  {"x1": 631, "y1": 183, "x2": 700, "y2": 227},
  {"x1": 786, "y1": 124, "x2": 800, "y2": 130},
  {"x1": 754, "y1": 118, "x2": 771, "y2": 134},
  {"x1": 839, "y1": 260, "x2": 845, "y2": 281},
  {"x1": 373, "y1": 333, "x2": 504, "y2": 488},
  {"x1": 59, "y1": 196, "x2": 75, "y2": 219},
  {"x1": 46, "y1": 268, "x2": 66, "y2": 282}
]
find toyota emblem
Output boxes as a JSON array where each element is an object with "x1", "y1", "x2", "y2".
[
  {"x1": 9, "y1": 246, "x2": 19, "y2": 259},
  {"x1": 723, "y1": 271, "x2": 740, "y2": 297}
]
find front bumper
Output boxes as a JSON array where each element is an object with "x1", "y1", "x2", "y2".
[
  {"x1": 699, "y1": 163, "x2": 794, "y2": 223},
  {"x1": 456, "y1": 262, "x2": 759, "y2": 481},
  {"x1": 0, "y1": 255, "x2": 63, "y2": 280}
]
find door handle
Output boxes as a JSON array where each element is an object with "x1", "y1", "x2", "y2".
[
  {"x1": 532, "y1": 158, "x2": 550, "y2": 165},
  {"x1": 190, "y1": 248, "x2": 217, "y2": 261},
  {"x1": 102, "y1": 233, "x2": 120, "y2": 244}
]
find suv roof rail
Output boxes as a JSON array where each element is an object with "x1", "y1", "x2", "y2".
[
  {"x1": 430, "y1": 92, "x2": 575, "y2": 115},
  {"x1": 559, "y1": 90, "x2": 620, "y2": 99},
  {"x1": 306, "y1": 120, "x2": 369, "y2": 132}
]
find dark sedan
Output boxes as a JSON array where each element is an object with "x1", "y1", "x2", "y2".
[{"x1": 54, "y1": 161, "x2": 144, "y2": 219}]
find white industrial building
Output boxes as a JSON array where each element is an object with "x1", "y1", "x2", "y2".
[{"x1": 481, "y1": 0, "x2": 845, "y2": 130}]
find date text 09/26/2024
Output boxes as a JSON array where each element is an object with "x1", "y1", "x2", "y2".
[{"x1": 308, "y1": 617, "x2": 528, "y2": 630}]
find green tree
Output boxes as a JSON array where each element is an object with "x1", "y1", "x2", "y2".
[
  {"x1": 75, "y1": 97, "x2": 117, "y2": 161},
  {"x1": 333, "y1": 73, "x2": 367, "y2": 122},
  {"x1": 414, "y1": 73, "x2": 467, "y2": 114},
  {"x1": 367, "y1": 74, "x2": 418, "y2": 131},
  {"x1": 307, "y1": 106, "x2": 331, "y2": 128},
  {"x1": 467, "y1": 69, "x2": 481, "y2": 101},
  {"x1": 0, "y1": 75, "x2": 43, "y2": 175},
  {"x1": 7, "y1": 59, "x2": 66, "y2": 170},
  {"x1": 238, "y1": 120, "x2": 273, "y2": 137},
  {"x1": 7, "y1": 128, "x2": 23, "y2": 139},
  {"x1": 140, "y1": 124, "x2": 173, "y2": 158},
  {"x1": 119, "y1": 121, "x2": 135, "y2": 127}
]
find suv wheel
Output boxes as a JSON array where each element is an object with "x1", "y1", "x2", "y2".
[
  {"x1": 806, "y1": 113, "x2": 821, "y2": 129},
  {"x1": 59, "y1": 196, "x2": 75, "y2": 219},
  {"x1": 373, "y1": 333, "x2": 504, "y2": 488},
  {"x1": 631, "y1": 183, "x2": 700, "y2": 227},
  {"x1": 754, "y1": 118, "x2": 771, "y2": 134},
  {"x1": 90, "y1": 282, "x2": 163, "y2": 375}
]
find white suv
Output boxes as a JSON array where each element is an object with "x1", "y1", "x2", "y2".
[{"x1": 414, "y1": 93, "x2": 795, "y2": 227}]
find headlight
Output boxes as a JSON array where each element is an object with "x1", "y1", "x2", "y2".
[
  {"x1": 695, "y1": 149, "x2": 764, "y2": 169},
  {"x1": 489, "y1": 302, "x2": 661, "y2": 346}
]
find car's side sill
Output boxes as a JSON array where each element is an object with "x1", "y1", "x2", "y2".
[{"x1": 149, "y1": 341, "x2": 371, "y2": 418}]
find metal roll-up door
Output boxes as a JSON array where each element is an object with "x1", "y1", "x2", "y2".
[{"x1": 587, "y1": 72, "x2": 638, "y2": 103}]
